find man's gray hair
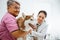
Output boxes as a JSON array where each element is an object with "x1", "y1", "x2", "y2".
[{"x1": 7, "y1": 0, "x2": 20, "y2": 6}]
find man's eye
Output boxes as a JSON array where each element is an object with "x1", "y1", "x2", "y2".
[{"x1": 15, "y1": 6, "x2": 19, "y2": 9}]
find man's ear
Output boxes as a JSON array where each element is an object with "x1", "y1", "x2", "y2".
[{"x1": 7, "y1": 6, "x2": 11, "y2": 11}]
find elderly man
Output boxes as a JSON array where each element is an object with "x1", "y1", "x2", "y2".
[{"x1": 0, "y1": 0, "x2": 31, "y2": 40}]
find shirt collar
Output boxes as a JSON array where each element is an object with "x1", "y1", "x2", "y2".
[{"x1": 7, "y1": 12, "x2": 16, "y2": 20}]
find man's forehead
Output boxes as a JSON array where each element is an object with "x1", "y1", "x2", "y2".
[
  {"x1": 11, "y1": 2, "x2": 20, "y2": 6},
  {"x1": 7, "y1": 0, "x2": 20, "y2": 6}
]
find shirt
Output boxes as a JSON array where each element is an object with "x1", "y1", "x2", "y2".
[
  {"x1": 32, "y1": 21, "x2": 48, "y2": 40},
  {"x1": 0, "y1": 12, "x2": 18, "y2": 40}
]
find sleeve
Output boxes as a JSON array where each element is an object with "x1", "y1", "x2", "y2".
[
  {"x1": 4, "y1": 17, "x2": 18, "y2": 32},
  {"x1": 31, "y1": 24, "x2": 48, "y2": 37}
]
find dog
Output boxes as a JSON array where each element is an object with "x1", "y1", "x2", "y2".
[{"x1": 17, "y1": 13, "x2": 35, "y2": 40}]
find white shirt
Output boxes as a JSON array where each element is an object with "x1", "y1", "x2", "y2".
[{"x1": 32, "y1": 21, "x2": 48, "y2": 40}]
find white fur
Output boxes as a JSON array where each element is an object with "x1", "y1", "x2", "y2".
[{"x1": 17, "y1": 13, "x2": 35, "y2": 40}]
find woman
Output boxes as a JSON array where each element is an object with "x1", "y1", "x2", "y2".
[{"x1": 31, "y1": 10, "x2": 48, "y2": 40}]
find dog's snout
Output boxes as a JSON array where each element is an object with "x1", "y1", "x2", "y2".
[{"x1": 30, "y1": 19, "x2": 33, "y2": 21}]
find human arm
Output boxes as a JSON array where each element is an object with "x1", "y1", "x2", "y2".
[
  {"x1": 4, "y1": 17, "x2": 31, "y2": 38},
  {"x1": 31, "y1": 25, "x2": 48, "y2": 37}
]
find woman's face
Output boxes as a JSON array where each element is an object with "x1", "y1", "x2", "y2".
[{"x1": 37, "y1": 12, "x2": 46, "y2": 24}]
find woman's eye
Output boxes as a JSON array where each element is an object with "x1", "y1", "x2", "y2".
[{"x1": 39, "y1": 16, "x2": 41, "y2": 18}]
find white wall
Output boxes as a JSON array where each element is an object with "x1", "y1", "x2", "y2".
[
  {"x1": 0, "y1": 0, "x2": 60, "y2": 38},
  {"x1": 0, "y1": 0, "x2": 7, "y2": 21}
]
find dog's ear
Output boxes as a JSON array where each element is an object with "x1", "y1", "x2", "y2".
[
  {"x1": 22, "y1": 13, "x2": 26, "y2": 18},
  {"x1": 31, "y1": 13, "x2": 34, "y2": 17}
]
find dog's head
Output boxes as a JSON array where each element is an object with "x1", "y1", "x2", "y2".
[
  {"x1": 22, "y1": 13, "x2": 34, "y2": 21},
  {"x1": 22, "y1": 13, "x2": 35, "y2": 31},
  {"x1": 17, "y1": 13, "x2": 34, "y2": 31}
]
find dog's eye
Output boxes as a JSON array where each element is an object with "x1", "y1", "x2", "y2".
[{"x1": 30, "y1": 19, "x2": 33, "y2": 21}]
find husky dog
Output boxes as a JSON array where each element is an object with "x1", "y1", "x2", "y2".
[{"x1": 17, "y1": 13, "x2": 35, "y2": 40}]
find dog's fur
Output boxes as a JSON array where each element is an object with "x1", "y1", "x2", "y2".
[
  {"x1": 17, "y1": 13, "x2": 34, "y2": 40},
  {"x1": 17, "y1": 13, "x2": 34, "y2": 31}
]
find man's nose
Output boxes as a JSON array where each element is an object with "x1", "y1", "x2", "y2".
[
  {"x1": 16, "y1": 9, "x2": 20, "y2": 12},
  {"x1": 16, "y1": 8, "x2": 20, "y2": 11}
]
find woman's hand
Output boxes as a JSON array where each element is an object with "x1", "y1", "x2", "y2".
[{"x1": 29, "y1": 23, "x2": 37, "y2": 29}]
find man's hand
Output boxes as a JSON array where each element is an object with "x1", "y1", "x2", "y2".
[{"x1": 11, "y1": 29, "x2": 32, "y2": 38}]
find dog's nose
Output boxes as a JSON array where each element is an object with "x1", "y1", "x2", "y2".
[{"x1": 30, "y1": 19, "x2": 33, "y2": 21}]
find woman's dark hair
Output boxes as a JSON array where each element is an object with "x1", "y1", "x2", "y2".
[{"x1": 38, "y1": 10, "x2": 47, "y2": 17}]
